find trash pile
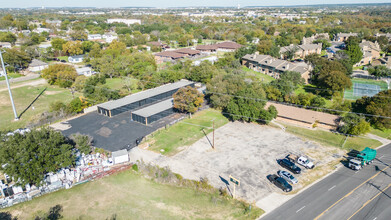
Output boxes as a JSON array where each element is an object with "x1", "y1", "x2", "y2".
[{"x1": 0, "y1": 151, "x2": 130, "y2": 209}]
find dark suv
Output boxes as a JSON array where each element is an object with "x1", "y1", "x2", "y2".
[
  {"x1": 278, "y1": 158, "x2": 301, "y2": 174},
  {"x1": 267, "y1": 174, "x2": 292, "y2": 192}
]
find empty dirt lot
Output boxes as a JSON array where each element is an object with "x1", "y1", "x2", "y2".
[{"x1": 130, "y1": 122, "x2": 345, "y2": 209}]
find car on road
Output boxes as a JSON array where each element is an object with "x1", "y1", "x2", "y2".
[
  {"x1": 278, "y1": 158, "x2": 301, "y2": 174},
  {"x1": 277, "y1": 170, "x2": 298, "y2": 184},
  {"x1": 267, "y1": 174, "x2": 292, "y2": 192}
]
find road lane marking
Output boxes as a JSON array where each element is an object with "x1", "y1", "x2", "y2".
[
  {"x1": 314, "y1": 165, "x2": 390, "y2": 220},
  {"x1": 328, "y1": 185, "x2": 336, "y2": 191},
  {"x1": 347, "y1": 183, "x2": 391, "y2": 220},
  {"x1": 296, "y1": 206, "x2": 305, "y2": 213},
  {"x1": 373, "y1": 217, "x2": 377, "y2": 220}
]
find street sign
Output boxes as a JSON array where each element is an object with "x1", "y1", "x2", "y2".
[{"x1": 229, "y1": 175, "x2": 240, "y2": 186}]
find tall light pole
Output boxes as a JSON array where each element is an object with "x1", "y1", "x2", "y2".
[{"x1": 0, "y1": 50, "x2": 18, "y2": 120}]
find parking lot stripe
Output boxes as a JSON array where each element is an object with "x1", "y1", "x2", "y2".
[
  {"x1": 328, "y1": 185, "x2": 336, "y2": 191},
  {"x1": 347, "y1": 183, "x2": 391, "y2": 220},
  {"x1": 314, "y1": 165, "x2": 390, "y2": 220}
]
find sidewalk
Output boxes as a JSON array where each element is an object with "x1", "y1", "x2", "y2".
[{"x1": 0, "y1": 73, "x2": 40, "y2": 85}]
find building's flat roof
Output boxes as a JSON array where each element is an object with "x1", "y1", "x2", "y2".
[
  {"x1": 132, "y1": 98, "x2": 173, "y2": 118},
  {"x1": 98, "y1": 80, "x2": 193, "y2": 110}
]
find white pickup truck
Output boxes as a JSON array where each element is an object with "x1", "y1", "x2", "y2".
[{"x1": 286, "y1": 154, "x2": 315, "y2": 169}]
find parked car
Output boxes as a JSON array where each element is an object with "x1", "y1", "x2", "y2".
[
  {"x1": 286, "y1": 154, "x2": 314, "y2": 169},
  {"x1": 277, "y1": 170, "x2": 298, "y2": 184},
  {"x1": 60, "y1": 60, "x2": 66, "y2": 63},
  {"x1": 278, "y1": 158, "x2": 301, "y2": 174},
  {"x1": 267, "y1": 174, "x2": 292, "y2": 192}
]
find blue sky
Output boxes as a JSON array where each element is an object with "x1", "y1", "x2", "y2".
[{"x1": 1, "y1": 0, "x2": 390, "y2": 8}]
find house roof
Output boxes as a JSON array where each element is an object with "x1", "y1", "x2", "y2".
[
  {"x1": 265, "y1": 102, "x2": 339, "y2": 126},
  {"x1": 112, "y1": 149, "x2": 128, "y2": 158},
  {"x1": 155, "y1": 51, "x2": 186, "y2": 59},
  {"x1": 196, "y1": 44, "x2": 219, "y2": 50},
  {"x1": 76, "y1": 67, "x2": 92, "y2": 74},
  {"x1": 148, "y1": 41, "x2": 166, "y2": 46},
  {"x1": 242, "y1": 54, "x2": 310, "y2": 74},
  {"x1": 216, "y1": 41, "x2": 243, "y2": 49},
  {"x1": 29, "y1": 59, "x2": 48, "y2": 67},
  {"x1": 98, "y1": 79, "x2": 194, "y2": 110},
  {"x1": 132, "y1": 98, "x2": 173, "y2": 118},
  {"x1": 174, "y1": 48, "x2": 201, "y2": 55}
]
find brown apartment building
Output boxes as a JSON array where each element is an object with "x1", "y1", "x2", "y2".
[
  {"x1": 242, "y1": 54, "x2": 311, "y2": 84},
  {"x1": 280, "y1": 43, "x2": 322, "y2": 60}
]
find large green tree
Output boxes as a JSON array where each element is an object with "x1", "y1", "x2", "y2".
[
  {"x1": 173, "y1": 86, "x2": 204, "y2": 113},
  {"x1": 338, "y1": 113, "x2": 370, "y2": 135},
  {"x1": 0, "y1": 128, "x2": 75, "y2": 186}
]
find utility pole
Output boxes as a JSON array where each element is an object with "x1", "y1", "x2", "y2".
[{"x1": 0, "y1": 50, "x2": 18, "y2": 120}]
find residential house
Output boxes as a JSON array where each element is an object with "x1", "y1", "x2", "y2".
[
  {"x1": 147, "y1": 41, "x2": 170, "y2": 50},
  {"x1": 0, "y1": 42, "x2": 12, "y2": 48},
  {"x1": 280, "y1": 43, "x2": 322, "y2": 59},
  {"x1": 33, "y1": 28, "x2": 51, "y2": 34},
  {"x1": 302, "y1": 33, "x2": 329, "y2": 44},
  {"x1": 45, "y1": 20, "x2": 62, "y2": 27},
  {"x1": 68, "y1": 55, "x2": 84, "y2": 63},
  {"x1": 334, "y1": 32, "x2": 358, "y2": 42},
  {"x1": 196, "y1": 41, "x2": 243, "y2": 53},
  {"x1": 374, "y1": 33, "x2": 391, "y2": 41},
  {"x1": 76, "y1": 67, "x2": 95, "y2": 76},
  {"x1": 88, "y1": 34, "x2": 102, "y2": 41},
  {"x1": 154, "y1": 48, "x2": 201, "y2": 63},
  {"x1": 356, "y1": 40, "x2": 382, "y2": 66},
  {"x1": 372, "y1": 56, "x2": 391, "y2": 69},
  {"x1": 28, "y1": 59, "x2": 48, "y2": 72},
  {"x1": 102, "y1": 33, "x2": 118, "y2": 43},
  {"x1": 38, "y1": 42, "x2": 51, "y2": 49},
  {"x1": 242, "y1": 54, "x2": 311, "y2": 84}
]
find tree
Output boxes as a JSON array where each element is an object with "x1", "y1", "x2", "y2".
[
  {"x1": 354, "y1": 90, "x2": 391, "y2": 129},
  {"x1": 0, "y1": 32, "x2": 17, "y2": 44},
  {"x1": 173, "y1": 86, "x2": 204, "y2": 113},
  {"x1": 283, "y1": 46, "x2": 299, "y2": 60},
  {"x1": 224, "y1": 82, "x2": 276, "y2": 124},
  {"x1": 313, "y1": 39, "x2": 331, "y2": 50},
  {"x1": 2, "y1": 48, "x2": 31, "y2": 71},
  {"x1": 188, "y1": 61, "x2": 218, "y2": 84},
  {"x1": 270, "y1": 71, "x2": 304, "y2": 96},
  {"x1": 42, "y1": 64, "x2": 78, "y2": 88},
  {"x1": 70, "y1": 134, "x2": 93, "y2": 155},
  {"x1": 62, "y1": 41, "x2": 83, "y2": 56},
  {"x1": 51, "y1": 38, "x2": 67, "y2": 51},
  {"x1": 338, "y1": 113, "x2": 370, "y2": 135},
  {"x1": 314, "y1": 70, "x2": 352, "y2": 95},
  {"x1": 88, "y1": 43, "x2": 102, "y2": 59},
  {"x1": 368, "y1": 65, "x2": 391, "y2": 78},
  {"x1": 82, "y1": 41, "x2": 95, "y2": 53},
  {"x1": 0, "y1": 128, "x2": 75, "y2": 186},
  {"x1": 345, "y1": 39, "x2": 363, "y2": 65}
]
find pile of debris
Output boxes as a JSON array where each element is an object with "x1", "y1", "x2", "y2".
[{"x1": 0, "y1": 149, "x2": 130, "y2": 208}]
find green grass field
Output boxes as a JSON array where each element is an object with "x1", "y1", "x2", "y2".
[
  {"x1": 0, "y1": 72, "x2": 22, "y2": 81},
  {"x1": 57, "y1": 56, "x2": 69, "y2": 62},
  {"x1": 280, "y1": 122, "x2": 382, "y2": 151},
  {"x1": 147, "y1": 109, "x2": 229, "y2": 155},
  {"x1": 370, "y1": 127, "x2": 391, "y2": 140},
  {"x1": 4, "y1": 170, "x2": 263, "y2": 219},
  {"x1": 0, "y1": 83, "x2": 75, "y2": 131},
  {"x1": 344, "y1": 78, "x2": 388, "y2": 100},
  {"x1": 242, "y1": 67, "x2": 275, "y2": 84},
  {"x1": 105, "y1": 77, "x2": 140, "y2": 94}
]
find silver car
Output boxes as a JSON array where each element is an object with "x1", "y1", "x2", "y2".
[{"x1": 277, "y1": 170, "x2": 298, "y2": 184}]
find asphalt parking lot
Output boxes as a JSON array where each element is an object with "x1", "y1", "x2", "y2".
[
  {"x1": 130, "y1": 121, "x2": 345, "y2": 209},
  {"x1": 55, "y1": 111, "x2": 183, "y2": 152}
]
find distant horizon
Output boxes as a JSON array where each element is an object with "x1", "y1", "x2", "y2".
[{"x1": 1, "y1": 0, "x2": 391, "y2": 9}]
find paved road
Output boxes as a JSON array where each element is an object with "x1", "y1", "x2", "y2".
[{"x1": 262, "y1": 143, "x2": 391, "y2": 220}]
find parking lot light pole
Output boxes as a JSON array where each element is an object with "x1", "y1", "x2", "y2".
[{"x1": 0, "y1": 50, "x2": 18, "y2": 121}]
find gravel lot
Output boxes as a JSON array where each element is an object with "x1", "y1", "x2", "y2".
[{"x1": 130, "y1": 121, "x2": 344, "y2": 208}]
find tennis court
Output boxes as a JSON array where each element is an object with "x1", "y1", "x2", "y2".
[{"x1": 344, "y1": 78, "x2": 388, "y2": 100}]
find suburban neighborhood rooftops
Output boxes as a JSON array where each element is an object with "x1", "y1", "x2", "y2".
[
  {"x1": 242, "y1": 54, "x2": 310, "y2": 74},
  {"x1": 69, "y1": 55, "x2": 84, "y2": 59},
  {"x1": 29, "y1": 59, "x2": 48, "y2": 67},
  {"x1": 196, "y1": 44, "x2": 219, "y2": 50},
  {"x1": 98, "y1": 79, "x2": 193, "y2": 110},
  {"x1": 148, "y1": 41, "x2": 166, "y2": 46},
  {"x1": 112, "y1": 149, "x2": 128, "y2": 158},
  {"x1": 216, "y1": 41, "x2": 243, "y2": 49},
  {"x1": 132, "y1": 98, "x2": 174, "y2": 117}
]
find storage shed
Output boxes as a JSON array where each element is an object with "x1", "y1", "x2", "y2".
[
  {"x1": 112, "y1": 149, "x2": 129, "y2": 164},
  {"x1": 131, "y1": 99, "x2": 175, "y2": 125},
  {"x1": 97, "y1": 79, "x2": 194, "y2": 117}
]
